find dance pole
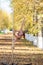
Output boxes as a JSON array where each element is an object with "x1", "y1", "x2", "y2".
[{"x1": 11, "y1": 8, "x2": 17, "y2": 65}]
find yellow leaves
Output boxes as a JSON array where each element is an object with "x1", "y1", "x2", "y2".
[
  {"x1": 12, "y1": 0, "x2": 43, "y2": 35},
  {"x1": 12, "y1": 0, "x2": 34, "y2": 31},
  {"x1": 0, "y1": 9, "x2": 12, "y2": 30},
  {"x1": 27, "y1": 22, "x2": 39, "y2": 34}
]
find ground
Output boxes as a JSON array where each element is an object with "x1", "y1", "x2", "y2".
[{"x1": 0, "y1": 34, "x2": 43, "y2": 65}]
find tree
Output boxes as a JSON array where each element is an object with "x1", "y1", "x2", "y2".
[
  {"x1": 11, "y1": 0, "x2": 43, "y2": 35},
  {"x1": 0, "y1": 9, "x2": 12, "y2": 30}
]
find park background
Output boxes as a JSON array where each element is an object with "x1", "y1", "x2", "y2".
[{"x1": 0, "y1": 0, "x2": 43, "y2": 65}]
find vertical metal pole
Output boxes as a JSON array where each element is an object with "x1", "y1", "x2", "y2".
[
  {"x1": 9, "y1": 1, "x2": 15, "y2": 64},
  {"x1": 11, "y1": 3, "x2": 17, "y2": 65},
  {"x1": 12, "y1": 7, "x2": 15, "y2": 64}
]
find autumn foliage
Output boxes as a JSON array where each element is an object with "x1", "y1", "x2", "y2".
[{"x1": 11, "y1": 0, "x2": 43, "y2": 35}]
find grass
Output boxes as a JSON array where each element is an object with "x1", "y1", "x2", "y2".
[{"x1": 0, "y1": 32, "x2": 4, "y2": 34}]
